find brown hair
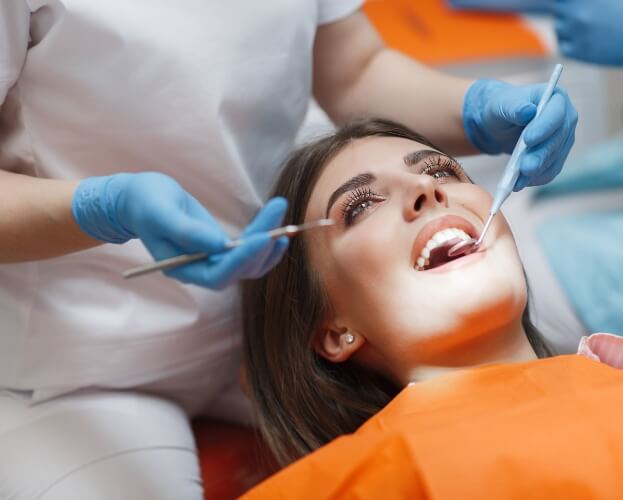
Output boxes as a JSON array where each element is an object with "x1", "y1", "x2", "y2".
[{"x1": 242, "y1": 118, "x2": 555, "y2": 467}]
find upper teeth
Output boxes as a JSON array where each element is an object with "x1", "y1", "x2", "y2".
[{"x1": 415, "y1": 227, "x2": 471, "y2": 270}]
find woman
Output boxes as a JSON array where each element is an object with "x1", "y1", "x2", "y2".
[
  {"x1": 242, "y1": 119, "x2": 623, "y2": 498},
  {"x1": 0, "y1": 2, "x2": 577, "y2": 498}
]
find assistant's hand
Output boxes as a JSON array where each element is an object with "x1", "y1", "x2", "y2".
[
  {"x1": 72, "y1": 172, "x2": 289, "y2": 289},
  {"x1": 553, "y1": 0, "x2": 623, "y2": 66},
  {"x1": 463, "y1": 79, "x2": 578, "y2": 190},
  {"x1": 447, "y1": 0, "x2": 552, "y2": 13}
]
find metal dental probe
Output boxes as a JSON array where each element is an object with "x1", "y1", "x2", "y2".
[
  {"x1": 447, "y1": 63, "x2": 564, "y2": 258},
  {"x1": 123, "y1": 218, "x2": 335, "y2": 279}
]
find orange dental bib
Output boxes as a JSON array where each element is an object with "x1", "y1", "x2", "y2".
[{"x1": 244, "y1": 355, "x2": 623, "y2": 499}]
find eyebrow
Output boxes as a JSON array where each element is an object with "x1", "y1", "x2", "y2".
[
  {"x1": 325, "y1": 172, "x2": 376, "y2": 218},
  {"x1": 403, "y1": 149, "x2": 447, "y2": 167}
]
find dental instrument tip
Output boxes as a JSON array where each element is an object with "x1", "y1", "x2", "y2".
[
  {"x1": 446, "y1": 212, "x2": 495, "y2": 258},
  {"x1": 306, "y1": 218, "x2": 335, "y2": 228},
  {"x1": 476, "y1": 212, "x2": 495, "y2": 246},
  {"x1": 276, "y1": 218, "x2": 335, "y2": 237}
]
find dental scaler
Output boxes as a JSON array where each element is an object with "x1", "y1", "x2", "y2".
[{"x1": 448, "y1": 63, "x2": 564, "y2": 258}]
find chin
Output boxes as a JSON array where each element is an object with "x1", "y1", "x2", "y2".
[
  {"x1": 408, "y1": 290, "x2": 526, "y2": 366},
  {"x1": 459, "y1": 264, "x2": 527, "y2": 326},
  {"x1": 411, "y1": 263, "x2": 527, "y2": 363}
]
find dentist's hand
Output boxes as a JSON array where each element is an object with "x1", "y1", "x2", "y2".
[
  {"x1": 72, "y1": 172, "x2": 289, "y2": 289},
  {"x1": 553, "y1": 0, "x2": 623, "y2": 66},
  {"x1": 463, "y1": 79, "x2": 578, "y2": 190}
]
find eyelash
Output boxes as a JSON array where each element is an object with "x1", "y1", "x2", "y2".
[
  {"x1": 339, "y1": 156, "x2": 466, "y2": 226},
  {"x1": 340, "y1": 186, "x2": 384, "y2": 227},
  {"x1": 420, "y1": 156, "x2": 464, "y2": 181}
]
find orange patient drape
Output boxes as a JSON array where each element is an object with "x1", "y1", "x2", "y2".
[{"x1": 243, "y1": 356, "x2": 623, "y2": 499}]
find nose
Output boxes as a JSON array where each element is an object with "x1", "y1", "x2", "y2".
[{"x1": 403, "y1": 175, "x2": 448, "y2": 221}]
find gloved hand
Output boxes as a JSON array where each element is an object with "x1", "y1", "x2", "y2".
[
  {"x1": 447, "y1": 0, "x2": 553, "y2": 13},
  {"x1": 552, "y1": 0, "x2": 623, "y2": 66},
  {"x1": 463, "y1": 79, "x2": 578, "y2": 190},
  {"x1": 72, "y1": 172, "x2": 289, "y2": 289}
]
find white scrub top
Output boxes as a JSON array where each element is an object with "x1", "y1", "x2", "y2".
[{"x1": 0, "y1": 0, "x2": 362, "y2": 403}]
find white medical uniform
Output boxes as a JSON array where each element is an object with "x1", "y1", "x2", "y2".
[{"x1": 0, "y1": 1, "x2": 362, "y2": 498}]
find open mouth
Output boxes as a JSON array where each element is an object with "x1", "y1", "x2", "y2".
[{"x1": 412, "y1": 215, "x2": 479, "y2": 272}]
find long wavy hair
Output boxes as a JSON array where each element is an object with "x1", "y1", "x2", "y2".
[{"x1": 242, "y1": 118, "x2": 555, "y2": 467}]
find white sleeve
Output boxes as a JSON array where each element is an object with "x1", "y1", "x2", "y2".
[
  {"x1": 0, "y1": 1, "x2": 30, "y2": 105},
  {"x1": 317, "y1": 0, "x2": 363, "y2": 25}
]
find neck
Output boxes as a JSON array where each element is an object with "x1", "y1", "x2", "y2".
[{"x1": 403, "y1": 318, "x2": 537, "y2": 385}]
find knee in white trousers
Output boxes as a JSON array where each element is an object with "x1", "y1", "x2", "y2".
[{"x1": 0, "y1": 390, "x2": 204, "y2": 500}]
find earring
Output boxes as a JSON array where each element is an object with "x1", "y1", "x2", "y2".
[{"x1": 344, "y1": 333, "x2": 355, "y2": 345}]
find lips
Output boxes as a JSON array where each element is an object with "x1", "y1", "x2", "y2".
[{"x1": 411, "y1": 214, "x2": 479, "y2": 271}]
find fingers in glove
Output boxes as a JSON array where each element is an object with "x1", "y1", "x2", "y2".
[
  {"x1": 249, "y1": 236, "x2": 289, "y2": 279},
  {"x1": 522, "y1": 92, "x2": 567, "y2": 148},
  {"x1": 526, "y1": 130, "x2": 576, "y2": 188},
  {"x1": 149, "y1": 195, "x2": 229, "y2": 254},
  {"x1": 520, "y1": 127, "x2": 565, "y2": 179},
  {"x1": 495, "y1": 94, "x2": 537, "y2": 127},
  {"x1": 199, "y1": 233, "x2": 273, "y2": 289},
  {"x1": 241, "y1": 197, "x2": 288, "y2": 238}
]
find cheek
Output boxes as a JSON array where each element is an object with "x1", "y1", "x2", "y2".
[
  {"x1": 449, "y1": 184, "x2": 492, "y2": 218},
  {"x1": 332, "y1": 210, "x2": 407, "y2": 285},
  {"x1": 323, "y1": 212, "x2": 412, "y2": 324}
]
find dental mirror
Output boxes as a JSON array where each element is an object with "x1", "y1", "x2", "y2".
[{"x1": 446, "y1": 213, "x2": 493, "y2": 258}]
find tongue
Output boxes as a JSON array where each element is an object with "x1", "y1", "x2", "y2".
[{"x1": 427, "y1": 238, "x2": 463, "y2": 269}]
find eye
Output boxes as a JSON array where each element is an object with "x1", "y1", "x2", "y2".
[
  {"x1": 340, "y1": 186, "x2": 384, "y2": 226},
  {"x1": 421, "y1": 156, "x2": 467, "y2": 183}
]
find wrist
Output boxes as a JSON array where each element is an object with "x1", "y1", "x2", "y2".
[
  {"x1": 71, "y1": 173, "x2": 136, "y2": 244},
  {"x1": 463, "y1": 78, "x2": 507, "y2": 155}
]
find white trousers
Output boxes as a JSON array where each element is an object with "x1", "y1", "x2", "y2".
[{"x1": 0, "y1": 390, "x2": 206, "y2": 500}]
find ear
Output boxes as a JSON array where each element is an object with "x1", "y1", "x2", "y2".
[{"x1": 313, "y1": 323, "x2": 364, "y2": 363}]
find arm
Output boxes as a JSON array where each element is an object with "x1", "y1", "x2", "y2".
[
  {"x1": 0, "y1": 2, "x2": 98, "y2": 261},
  {"x1": 1, "y1": 170, "x2": 289, "y2": 289},
  {"x1": 0, "y1": 5, "x2": 289, "y2": 287},
  {"x1": 313, "y1": 10, "x2": 475, "y2": 155},
  {"x1": 313, "y1": 9, "x2": 577, "y2": 187},
  {"x1": 0, "y1": 171, "x2": 100, "y2": 262}
]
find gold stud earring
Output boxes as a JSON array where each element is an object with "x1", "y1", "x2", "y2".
[{"x1": 344, "y1": 333, "x2": 355, "y2": 345}]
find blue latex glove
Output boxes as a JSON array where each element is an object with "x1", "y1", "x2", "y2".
[
  {"x1": 447, "y1": 0, "x2": 552, "y2": 13},
  {"x1": 72, "y1": 172, "x2": 289, "y2": 289},
  {"x1": 552, "y1": 0, "x2": 623, "y2": 66},
  {"x1": 463, "y1": 79, "x2": 578, "y2": 190}
]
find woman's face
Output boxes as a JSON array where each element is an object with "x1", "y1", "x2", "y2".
[{"x1": 305, "y1": 136, "x2": 527, "y2": 380}]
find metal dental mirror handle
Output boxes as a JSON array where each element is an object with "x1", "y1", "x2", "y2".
[
  {"x1": 123, "y1": 219, "x2": 335, "y2": 279},
  {"x1": 448, "y1": 63, "x2": 564, "y2": 258}
]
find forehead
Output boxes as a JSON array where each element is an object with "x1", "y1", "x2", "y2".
[{"x1": 306, "y1": 136, "x2": 434, "y2": 218}]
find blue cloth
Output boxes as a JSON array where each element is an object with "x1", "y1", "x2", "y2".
[
  {"x1": 538, "y1": 212, "x2": 623, "y2": 335},
  {"x1": 534, "y1": 137, "x2": 623, "y2": 199},
  {"x1": 536, "y1": 138, "x2": 623, "y2": 334}
]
